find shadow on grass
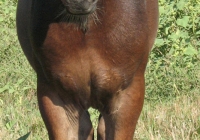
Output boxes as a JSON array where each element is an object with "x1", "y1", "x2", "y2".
[{"x1": 17, "y1": 132, "x2": 31, "y2": 140}]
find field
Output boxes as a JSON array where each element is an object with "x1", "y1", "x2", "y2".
[{"x1": 0, "y1": 0, "x2": 200, "y2": 139}]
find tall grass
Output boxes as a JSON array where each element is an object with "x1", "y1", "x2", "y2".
[{"x1": 0, "y1": 0, "x2": 199, "y2": 139}]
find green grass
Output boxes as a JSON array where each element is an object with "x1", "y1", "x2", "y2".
[{"x1": 0, "y1": 0, "x2": 200, "y2": 139}]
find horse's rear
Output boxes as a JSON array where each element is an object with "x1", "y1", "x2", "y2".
[{"x1": 16, "y1": 0, "x2": 158, "y2": 139}]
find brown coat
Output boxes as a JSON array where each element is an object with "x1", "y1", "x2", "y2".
[{"x1": 16, "y1": 0, "x2": 158, "y2": 139}]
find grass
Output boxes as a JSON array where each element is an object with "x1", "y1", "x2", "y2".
[
  {"x1": 0, "y1": 0, "x2": 200, "y2": 139},
  {"x1": 135, "y1": 93, "x2": 200, "y2": 140}
]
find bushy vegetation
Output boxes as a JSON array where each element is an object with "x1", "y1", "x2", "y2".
[
  {"x1": 146, "y1": 0, "x2": 200, "y2": 99},
  {"x1": 0, "y1": 0, "x2": 199, "y2": 139}
]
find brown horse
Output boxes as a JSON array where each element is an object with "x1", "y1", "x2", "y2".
[{"x1": 16, "y1": 0, "x2": 158, "y2": 139}]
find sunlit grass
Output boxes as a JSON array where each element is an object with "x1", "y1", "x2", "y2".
[{"x1": 135, "y1": 92, "x2": 200, "y2": 140}]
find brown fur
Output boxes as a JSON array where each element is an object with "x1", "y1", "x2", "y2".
[{"x1": 16, "y1": 0, "x2": 158, "y2": 139}]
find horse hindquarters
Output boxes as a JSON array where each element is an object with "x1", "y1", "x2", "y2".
[
  {"x1": 16, "y1": 0, "x2": 35, "y2": 69},
  {"x1": 16, "y1": 0, "x2": 159, "y2": 139}
]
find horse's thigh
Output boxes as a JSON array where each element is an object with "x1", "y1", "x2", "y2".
[
  {"x1": 16, "y1": 0, "x2": 35, "y2": 68},
  {"x1": 97, "y1": 115, "x2": 105, "y2": 140},
  {"x1": 97, "y1": 76, "x2": 145, "y2": 140},
  {"x1": 37, "y1": 81, "x2": 93, "y2": 140},
  {"x1": 79, "y1": 111, "x2": 94, "y2": 140}
]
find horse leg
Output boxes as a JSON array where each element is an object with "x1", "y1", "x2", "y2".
[
  {"x1": 37, "y1": 79, "x2": 94, "y2": 140},
  {"x1": 97, "y1": 114, "x2": 105, "y2": 140},
  {"x1": 97, "y1": 75, "x2": 145, "y2": 140}
]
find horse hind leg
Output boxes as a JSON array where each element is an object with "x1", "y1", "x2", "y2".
[
  {"x1": 97, "y1": 75, "x2": 145, "y2": 140},
  {"x1": 37, "y1": 80, "x2": 94, "y2": 140},
  {"x1": 79, "y1": 111, "x2": 94, "y2": 140},
  {"x1": 97, "y1": 114, "x2": 106, "y2": 140}
]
